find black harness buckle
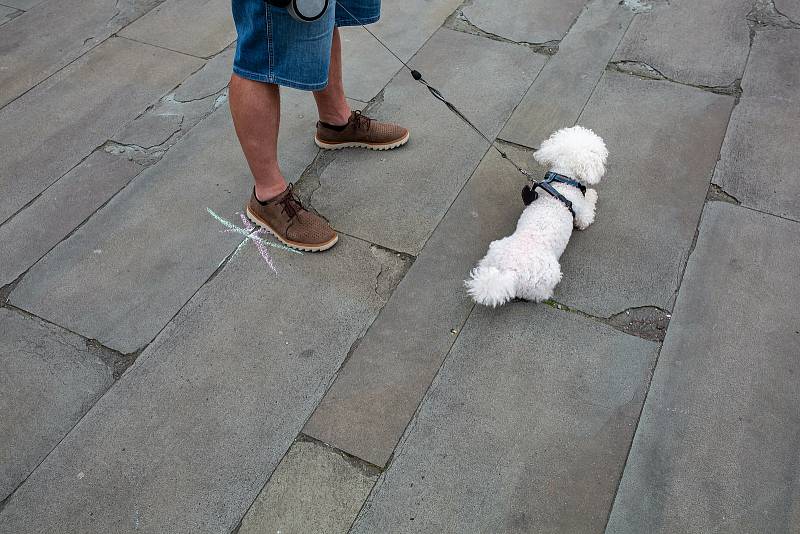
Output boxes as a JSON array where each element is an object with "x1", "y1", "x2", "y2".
[{"x1": 521, "y1": 172, "x2": 586, "y2": 218}]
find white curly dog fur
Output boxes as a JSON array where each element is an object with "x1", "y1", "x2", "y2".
[{"x1": 466, "y1": 126, "x2": 608, "y2": 307}]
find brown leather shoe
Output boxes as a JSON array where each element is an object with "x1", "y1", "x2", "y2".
[
  {"x1": 245, "y1": 185, "x2": 338, "y2": 252},
  {"x1": 314, "y1": 110, "x2": 409, "y2": 150}
]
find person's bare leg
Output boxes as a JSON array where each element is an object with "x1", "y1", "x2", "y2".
[
  {"x1": 229, "y1": 73, "x2": 287, "y2": 201},
  {"x1": 313, "y1": 27, "x2": 351, "y2": 125}
]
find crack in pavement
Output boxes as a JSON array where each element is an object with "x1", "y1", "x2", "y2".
[
  {"x1": 444, "y1": 4, "x2": 560, "y2": 55},
  {"x1": 607, "y1": 60, "x2": 743, "y2": 96},
  {"x1": 706, "y1": 183, "x2": 741, "y2": 205},
  {"x1": 545, "y1": 300, "x2": 672, "y2": 342},
  {"x1": 748, "y1": 0, "x2": 800, "y2": 29}
]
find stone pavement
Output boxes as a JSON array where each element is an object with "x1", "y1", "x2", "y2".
[{"x1": 1, "y1": 0, "x2": 798, "y2": 532}]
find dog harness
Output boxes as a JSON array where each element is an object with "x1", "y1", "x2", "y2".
[{"x1": 522, "y1": 171, "x2": 586, "y2": 218}]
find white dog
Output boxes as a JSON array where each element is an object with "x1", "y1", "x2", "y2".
[{"x1": 466, "y1": 126, "x2": 608, "y2": 306}]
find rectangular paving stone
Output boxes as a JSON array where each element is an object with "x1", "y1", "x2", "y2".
[
  {"x1": 499, "y1": 0, "x2": 634, "y2": 148},
  {"x1": 612, "y1": 0, "x2": 752, "y2": 87},
  {"x1": 0, "y1": 308, "x2": 113, "y2": 502},
  {"x1": 119, "y1": 0, "x2": 236, "y2": 58},
  {"x1": 351, "y1": 304, "x2": 658, "y2": 533},
  {"x1": 606, "y1": 202, "x2": 800, "y2": 533},
  {"x1": 0, "y1": 236, "x2": 394, "y2": 534},
  {"x1": 0, "y1": 0, "x2": 163, "y2": 108},
  {"x1": 305, "y1": 149, "x2": 540, "y2": 467},
  {"x1": 239, "y1": 439, "x2": 377, "y2": 534},
  {"x1": 554, "y1": 71, "x2": 734, "y2": 317},
  {"x1": 713, "y1": 30, "x2": 800, "y2": 221},
  {"x1": 462, "y1": 0, "x2": 588, "y2": 43},
  {"x1": 340, "y1": 0, "x2": 462, "y2": 102},
  {"x1": 0, "y1": 151, "x2": 142, "y2": 287},
  {"x1": 313, "y1": 28, "x2": 546, "y2": 255},
  {"x1": 0, "y1": 36, "x2": 203, "y2": 225},
  {"x1": 9, "y1": 106, "x2": 250, "y2": 354}
]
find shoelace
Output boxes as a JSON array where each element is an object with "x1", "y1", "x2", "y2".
[
  {"x1": 278, "y1": 184, "x2": 305, "y2": 220},
  {"x1": 352, "y1": 110, "x2": 372, "y2": 131}
]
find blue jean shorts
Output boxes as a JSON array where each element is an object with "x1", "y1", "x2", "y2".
[{"x1": 232, "y1": 0, "x2": 381, "y2": 90}]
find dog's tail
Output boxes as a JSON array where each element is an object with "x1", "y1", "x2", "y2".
[{"x1": 465, "y1": 266, "x2": 517, "y2": 307}]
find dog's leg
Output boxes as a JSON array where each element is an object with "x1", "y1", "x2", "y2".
[{"x1": 573, "y1": 188, "x2": 598, "y2": 230}]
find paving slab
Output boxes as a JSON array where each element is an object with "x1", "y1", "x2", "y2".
[
  {"x1": 313, "y1": 28, "x2": 546, "y2": 255},
  {"x1": 775, "y1": 0, "x2": 800, "y2": 22},
  {"x1": 606, "y1": 202, "x2": 800, "y2": 533},
  {"x1": 0, "y1": 236, "x2": 396, "y2": 534},
  {"x1": 340, "y1": 0, "x2": 463, "y2": 102},
  {"x1": 119, "y1": 0, "x2": 235, "y2": 58},
  {"x1": 305, "y1": 148, "x2": 539, "y2": 467},
  {"x1": 462, "y1": 0, "x2": 588, "y2": 44},
  {"x1": 173, "y1": 47, "x2": 234, "y2": 102},
  {"x1": 0, "y1": 4, "x2": 21, "y2": 25},
  {"x1": 612, "y1": 0, "x2": 752, "y2": 88},
  {"x1": 0, "y1": 0, "x2": 164, "y2": 108},
  {"x1": 0, "y1": 37, "x2": 203, "y2": 225},
  {"x1": 0, "y1": 152, "x2": 142, "y2": 287},
  {"x1": 0, "y1": 0, "x2": 44, "y2": 9},
  {"x1": 553, "y1": 71, "x2": 734, "y2": 317},
  {"x1": 499, "y1": 0, "x2": 634, "y2": 148},
  {"x1": 351, "y1": 304, "x2": 658, "y2": 533},
  {"x1": 713, "y1": 30, "x2": 800, "y2": 221},
  {"x1": 108, "y1": 49, "x2": 236, "y2": 158},
  {"x1": 239, "y1": 439, "x2": 377, "y2": 534},
  {"x1": 0, "y1": 308, "x2": 113, "y2": 502},
  {"x1": 9, "y1": 106, "x2": 251, "y2": 354}
]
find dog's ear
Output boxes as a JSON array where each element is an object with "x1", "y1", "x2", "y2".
[{"x1": 534, "y1": 126, "x2": 608, "y2": 185}]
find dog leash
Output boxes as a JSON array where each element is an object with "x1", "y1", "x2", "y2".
[{"x1": 335, "y1": 2, "x2": 584, "y2": 216}]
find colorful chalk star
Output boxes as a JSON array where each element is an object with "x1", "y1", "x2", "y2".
[{"x1": 207, "y1": 208, "x2": 301, "y2": 274}]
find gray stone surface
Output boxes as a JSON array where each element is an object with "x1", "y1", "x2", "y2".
[
  {"x1": 606, "y1": 202, "x2": 800, "y2": 533},
  {"x1": 0, "y1": 308, "x2": 113, "y2": 502},
  {"x1": 9, "y1": 107, "x2": 250, "y2": 354},
  {"x1": 0, "y1": 4, "x2": 21, "y2": 25},
  {"x1": 108, "y1": 55, "x2": 235, "y2": 161},
  {"x1": 0, "y1": 236, "x2": 395, "y2": 534},
  {"x1": 112, "y1": 113, "x2": 183, "y2": 149},
  {"x1": 713, "y1": 30, "x2": 800, "y2": 221},
  {"x1": 340, "y1": 28, "x2": 402, "y2": 104},
  {"x1": 173, "y1": 47, "x2": 234, "y2": 102},
  {"x1": 0, "y1": 0, "x2": 44, "y2": 9},
  {"x1": 313, "y1": 28, "x2": 546, "y2": 255},
  {"x1": 612, "y1": 0, "x2": 752, "y2": 87},
  {"x1": 0, "y1": 151, "x2": 142, "y2": 287},
  {"x1": 0, "y1": 0, "x2": 163, "y2": 108},
  {"x1": 775, "y1": 0, "x2": 800, "y2": 22},
  {"x1": 499, "y1": 0, "x2": 634, "y2": 148},
  {"x1": 352, "y1": 304, "x2": 658, "y2": 533},
  {"x1": 0, "y1": 37, "x2": 203, "y2": 225},
  {"x1": 462, "y1": 0, "x2": 588, "y2": 44},
  {"x1": 239, "y1": 440, "x2": 377, "y2": 534},
  {"x1": 554, "y1": 71, "x2": 734, "y2": 317},
  {"x1": 119, "y1": 0, "x2": 236, "y2": 58},
  {"x1": 340, "y1": 0, "x2": 463, "y2": 102},
  {"x1": 305, "y1": 149, "x2": 536, "y2": 467}
]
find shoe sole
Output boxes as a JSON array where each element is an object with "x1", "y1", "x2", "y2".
[
  {"x1": 314, "y1": 130, "x2": 410, "y2": 151},
  {"x1": 245, "y1": 207, "x2": 339, "y2": 253}
]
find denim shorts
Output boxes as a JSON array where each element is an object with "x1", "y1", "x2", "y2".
[{"x1": 232, "y1": 0, "x2": 381, "y2": 90}]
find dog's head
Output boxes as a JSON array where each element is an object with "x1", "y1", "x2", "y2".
[{"x1": 533, "y1": 126, "x2": 608, "y2": 186}]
